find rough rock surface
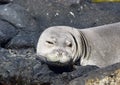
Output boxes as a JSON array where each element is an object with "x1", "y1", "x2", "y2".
[
  {"x1": 0, "y1": 3, "x2": 40, "y2": 49},
  {"x1": 0, "y1": 0, "x2": 119, "y2": 85},
  {"x1": 0, "y1": 20, "x2": 18, "y2": 47},
  {"x1": 0, "y1": 0, "x2": 11, "y2": 4},
  {"x1": 0, "y1": 3, "x2": 39, "y2": 31},
  {"x1": 0, "y1": 48, "x2": 99, "y2": 85},
  {"x1": 69, "y1": 63, "x2": 120, "y2": 85},
  {"x1": 13, "y1": 0, "x2": 120, "y2": 30}
]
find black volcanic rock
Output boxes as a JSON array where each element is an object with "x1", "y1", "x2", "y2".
[
  {"x1": 0, "y1": 20, "x2": 18, "y2": 48},
  {"x1": 69, "y1": 63, "x2": 120, "y2": 85},
  {"x1": 6, "y1": 31, "x2": 39, "y2": 49},
  {"x1": 0, "y1": 3, "x2": 39, "y2": 31},
  {"x1": 0, "y1": 0, "x2": 12, "y2": 4},
  {"x1": 13, "y1": 0, "x2": 120, "y2": 30},
  {"x1": 0, "y1": 3, "x2": 40, "y2": 49}
]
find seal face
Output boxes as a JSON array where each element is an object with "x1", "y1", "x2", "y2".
[{"x1": 37, "y1": 26, "x2": 82, "y2": 66}]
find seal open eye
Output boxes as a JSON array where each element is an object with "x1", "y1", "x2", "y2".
[{"x1": 46, "y1": 41, "x2": 54, "y2": 44}]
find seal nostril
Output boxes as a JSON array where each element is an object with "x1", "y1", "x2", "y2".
[
  {"x1": 56, "y1": 50, "x2": 63, "y2": 56},
  {"x1": 59, "y1": 52, "x2": 62, "y2": 55}
]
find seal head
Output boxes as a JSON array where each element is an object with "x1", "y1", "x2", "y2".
[{"x1": 37, "y1": 26, "x2": 83, "y2": 66}]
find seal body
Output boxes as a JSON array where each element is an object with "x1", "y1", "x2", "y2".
[
  {"x1": 80, "y1": 22, "x2": 120, "y2": 67},
  {"x1": 37, "y1": 22, "x2": 120, "y2": 67}
]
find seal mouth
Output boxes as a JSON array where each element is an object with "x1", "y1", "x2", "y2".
[{"x1": 46, "y1": 59, "x2": 73, "y2": 66}]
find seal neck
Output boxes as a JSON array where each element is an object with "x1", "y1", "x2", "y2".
[{"x1": 79, "y1": 31, "x2": 91, "y2": 60}]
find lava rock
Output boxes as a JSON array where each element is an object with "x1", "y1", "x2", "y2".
[
  {"x1": 0, "y1": 3, "x2": 40, "y2": 49},
  {"x1": 69, "y1": 63, "x2": 120, "y2": 85},
  {"x1": 0, "y1": 48, "x2": 38, "y2": 85},
  {"x1": 68, "y1": 65, "x2": 99, "y2": 79},
  {"x1": 0, "y1": 47, "x2": 100, "y2": 85},
  {"x1": 6, "y1": 31, "x2": 40, "y2": 49},
  {"x1": 0, "y1": 20, "x2": 18, "y2": 48},
  {"x1": 0, "y1": 0, "x2": 12, "y2": 5},
  {"x1": 0, "y1": 3, "x2": 39, "y2": 31},
  {"x1": 48, "y1": 0, "x2": 82, "y2": 6},
  {"x1": 48, "y1": 65, "x2": 98, "y2": 85},
  {"x1": 13, "y1": 0, "x2": 120, "y2": 30}
]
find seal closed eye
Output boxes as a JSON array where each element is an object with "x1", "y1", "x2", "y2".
[
  {"x1": 37, "y1": 23, "x2": 120, "y2": 67},
  {"x1": 46, "y1": 41, "x2": 54, "y2": 44}
]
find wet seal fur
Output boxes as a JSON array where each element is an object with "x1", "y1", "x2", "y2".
[{"x1": 37, "y1": 22, "x2": 120, "y2": 67}]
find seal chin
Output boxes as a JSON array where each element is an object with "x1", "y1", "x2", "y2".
[{"x1": 45, "y1": 55, "x2": 72, "y2": 66}]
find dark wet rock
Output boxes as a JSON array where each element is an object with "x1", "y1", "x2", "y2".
[
  {"x1": 12, "y1": 0, "x2": 87, "y2": 15},
  {"x1": 0, "y1": 3, "x2": 40, "y2": 49},
  {"x1": 0, "y1": 48, "x2": 37, "y2": 84},
  {"x1": 13, "y1": 0, "x2": 120, "y2": 30},
  {"x1": 48, "y1": 65, "x2": 98, "y2": 85},
  {"x1": 69, "y1": 63, "x2": 120, "y2": 85},
  {"x1": 0, "y1": 47, "x2": 99, "y2": 85},
  {"x1": 6, "y1": 31, "x2": 40, "y2": 49},
  {"x1": 0, "y1": 3, "x2": 39, "y2": 31},
  {"x1": 49, "y1": 0, "x2": 82, "y2": 6},
  {"x1": 32, "y1": 65, "x2": 98, "y2": 85},
  {"x1": 0, "y1": 20, "x2": 18, "y2": 48},
  {"x1": 67, "y1": 65, "x2": 99, "y2": 79},
  {"x1": 32, "y1": 64, "x2": 56, "y2": 85},
  {"x1": 0, "y1": 0, "x2": 12, "y2": 5}
]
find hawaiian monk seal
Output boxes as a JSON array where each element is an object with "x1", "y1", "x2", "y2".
[{"x1": 37, "y1": 22, "x2": 120, "y2": 67}]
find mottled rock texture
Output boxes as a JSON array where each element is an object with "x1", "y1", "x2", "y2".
[
  {"x1": 12, "y1": 0, "x2": 120, "y2": 30},
  {"x1": 69, "y1": 63, "x2": 120, "y2": 85}
]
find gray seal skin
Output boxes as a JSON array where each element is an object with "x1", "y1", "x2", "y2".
[{"x1": 37, "y1": 22, "x2": 120, "y2": 67}]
